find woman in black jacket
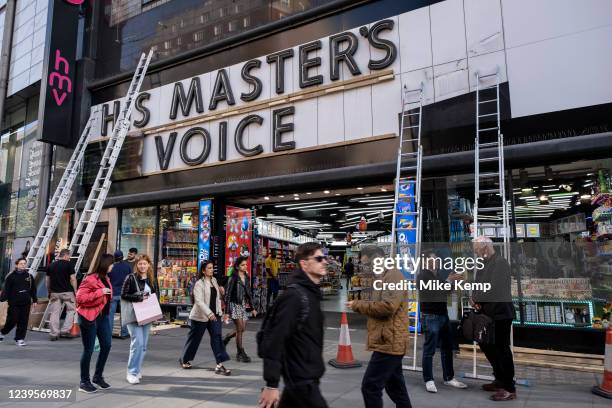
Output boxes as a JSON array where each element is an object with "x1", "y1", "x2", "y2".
[
  {"x1": 223, "y1": 256, "x2": 256, "y2": 362},
  {"x1": 120, "y1": 254, "x2": 157, "y2": 384},
  {"x1": 0, "y1": 258, "x2": 37, "y2": 346}
]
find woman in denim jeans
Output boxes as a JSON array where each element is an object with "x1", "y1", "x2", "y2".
[
  {"x1": 419, "y1": 251, "x2": 466, "y2": 393},
  {"x1": 179, "y1": 260, "x2": 231, "y2": 375},
  {"x1": 75, "y1": 254, "x2": 114, "y2": 393},
  {"x1": 121, "y1": 254, "x2": 156, "y2": 384}
]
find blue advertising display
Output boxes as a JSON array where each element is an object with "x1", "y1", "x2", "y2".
[
  {"x1": 198, "y1": 200, "x2": 212, "y2": 265},
  {"x1": 396, "y1": 181, "x2": 417, "y2": 277}
]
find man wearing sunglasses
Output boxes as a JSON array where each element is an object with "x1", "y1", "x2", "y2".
[
  {"x1": 347, "y1": 245, "x2": 412, "y2": 408},
  {"x1": 259, "y1": 243, "x2": 328, "y2": 408}
]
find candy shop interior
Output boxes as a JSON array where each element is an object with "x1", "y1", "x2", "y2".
[{"x1": 230, "y1": 183, "x2": 397, "y2": 313}]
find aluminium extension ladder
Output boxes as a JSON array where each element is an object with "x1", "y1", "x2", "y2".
[
  {"x1": 390, "y1": 83, "x2": 424, "y2": 372},
  {"x1": 68, "y1": 50, "x2": 153, "y2": 272},
  {"x1": 25, "y1": 110, "x2": 99, "y2": 276},
  {"x1": 466, "y1": 68, "x2": 511, "y2": 381}
]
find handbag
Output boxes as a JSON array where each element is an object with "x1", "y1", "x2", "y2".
[
  {"x1": 120, "y1": 275, "x2": 139, "y2": 326},
  {"x1": 133, "y1": 293, "x2": 163, "y2": 326},
  {"x1": 460, "y1": 310, "x2": 495, "y2": 345}
]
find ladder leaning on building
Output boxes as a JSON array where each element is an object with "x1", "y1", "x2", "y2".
[{"x1": 27, "y1": 49, "x2": 153, "y2": 332}]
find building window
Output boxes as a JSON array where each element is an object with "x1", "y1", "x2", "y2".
[
  {"x1": 194, "y1": 31, "x2": 204, "y2": 42},
  {"x1": 200, "y1": 13, "x2": 208, "y2": 24},
  {"x1": 176, "y1": 37, "x2": 182, "y2": 46},
  {"x1": 228, "y1": 20, "x2": 237, "y2": 32},
  {"x1": 213, "y1": 25, "x2": 221, "y2": 36},
  {"x1": 164, "y1": 40, "x2": 171, "y2": 50},
  {"x1": 243, "y1": 16, "x2": 250, "y2": 28}
]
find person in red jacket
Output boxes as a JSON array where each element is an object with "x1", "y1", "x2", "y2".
[{"x1": 76, "y1": 254, "x2": 114, "y2": 394}]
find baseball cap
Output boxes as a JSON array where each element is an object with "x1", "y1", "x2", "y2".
[{"x1": 113, "y1": 250, "x2": 124, "y2": 259}]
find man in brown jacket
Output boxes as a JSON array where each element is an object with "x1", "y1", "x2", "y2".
[{"x1": 347, "y1": 245, "x2": 412, "y2": 408}]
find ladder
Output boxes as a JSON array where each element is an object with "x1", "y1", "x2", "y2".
[
  {"x1": 391, "y1": 83, "x2": 424, "y2": 372},
  {"x1": 466, "y1": 68, "x2": 511, "y2": 381},
  {"x1": 473, "y1": 68, "x2": 509, "y2": 257},
  {"x1": 69, "y1": 50, "x2": 153, "y2": 272},
  {"x1": 25, "y1": 110, "x2": 100, "y2": 276}
]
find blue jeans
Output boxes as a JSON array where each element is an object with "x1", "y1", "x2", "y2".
[
  {"x1": 421, "y1": 313, "x2": 454, "y2": 383},
  {"x1": 79, "y1": 313, "x2": 112, "y2": 383},
  {"x1": 109, "y1": 295, "x2": 129, "y2": 337},
  {"x1": 181, "y1": 319, "x2": 230, "y2": 364},
  {"x1": 126, "y1": 323, "x2": 151, "y2": 376}
]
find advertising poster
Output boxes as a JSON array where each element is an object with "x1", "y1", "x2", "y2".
[
  {"x1": 225, "y1": 206, "x2": 253, "y2": 276},
  {"x1": 396, "y1": 181, "x2": 417, "y2": 277},
  {"x1": 198, "y1": 200, "x2": 212, "y2": 266}
]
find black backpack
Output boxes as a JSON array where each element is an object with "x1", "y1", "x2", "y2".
[
  {"x1": 256, "y1": 283, "x2": 309, "y2": 358},
  {"x1": 460, "y1": 310, "x2": 495, "y2": 345}
]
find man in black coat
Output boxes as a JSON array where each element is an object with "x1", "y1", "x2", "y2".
[
  {"x1": 471, "y1": 236, "x2": 516, "y2": 401},
  {"x1": 259, "y1": 242, "x2": 328, "y2": 408}
]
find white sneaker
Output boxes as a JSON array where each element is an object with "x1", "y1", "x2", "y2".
[
  {"x1": 425, "y1": 380, "x2": 437, "y2": 393},
  {"x1": 126, "y1": 374, "x2": 140, "y2": 384},
  {"x1": 16, "y1": 340, "x2": 26, "y2": 347},
  {"x1": 137, "y1": 373, "x2": 142, "y2": 380},
  {"x1": 444, "y1": 378, "x2": 467, "y2": 389}
]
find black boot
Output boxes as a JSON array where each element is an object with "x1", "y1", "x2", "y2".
[{"x1": 239, "y1": 347, "x2": 251, "y2": 363}]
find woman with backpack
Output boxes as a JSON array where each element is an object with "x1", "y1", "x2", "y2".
[
  {"x1": 75, "y1": 253, "x2": 114, "y2": 393},
  {"x1": 121, "y1": 254, "x2": 157, "y2": 384},
  {"x1": 179, "y1": 260, "x2": 231, "y2": 375},
  {"x1": 0, "y1": 258, "x2": 37, "y2": 347},
  {"x1": 223, "y1": 256, "x2": 257, "y2": 362}
]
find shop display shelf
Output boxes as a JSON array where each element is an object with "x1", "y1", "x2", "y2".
[
  {"x1": 165, "y1": 241, "x2": 198, "y2": 244},
  {"x1": 122, "y1": 232, "x2": 154, "y2": 236},
  {"x1": 591, "y1": 193, "x2": 612, "y2": 206}
]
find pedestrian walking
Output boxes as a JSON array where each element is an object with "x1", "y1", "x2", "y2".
[
  {"x1": 75, "y1": 254, "x2": 113, "y2": 393},
  {"x1": 125, "y1": 248, "x2": 138, "y2": 271},
  {"x1": 347, "y1": 245, "x2": 412, "y2": 408},
  {"x1": 418, "y1": 251, "x2": 466, "y2": 393},
  {"x1": 108, "y1": 250, "x2": 131, "y2": 339},
  {"x1": 0, "y1": 258, "x2": 37, "y2": 346},
  {"x1": 223, "y1": 256, "x2": 257, "y2": 362},
  {"x1": 179, "y1": 260, "x2": 231, "y2": 375},
  {"x1": 344, "y1": 257, "x2": 354, "y2": 290},
  {"x1": 46, "y1": 248, "x2": 77, "y2": 341},
  {"x1": 121, "y1": 254, "x2": 157, "y2": 384},
  {"x1": 258, "y1": 242, "x2": 328, "y2": 408},
  {"x1": 265, "y1": 249, "x2": 280, "y2": 309},
  {"x1": 471, "y1": 236, "x2": 516, "y2": 401}
]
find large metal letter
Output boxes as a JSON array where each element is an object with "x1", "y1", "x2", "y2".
[
  {"x1": 169, "y1": 77, "x2": 204, "y2": 119},
  {"x1": 234, "y1": 115, "x2": 264, "y2": 157},
  {"x1": 272, "y1": 107, "x2": 295, "y2": 152},
  {"x1": 155, "y1": 133, "x2": 177, "y2": 171},
  {"x1": 329, "y1": 32, "x2": 361, "y2": 81},
  {"x1": 134, "y1": 92, "x2": 151, "y2": 128},
  {"x1": 266, "y1": 49, "x2": 294, "y2": 95},
  {"x1": 209, "y1": 69, "x2": 236, "y2": 110},
  {"x1": 240, "y1": 60, "x2": 262, "y2": 102},
  {"x1": 299, "y1": 41, "x2": 323, "y2": 88},
  {"x1": 180, "y1": 127, "x2": 211, "y2": 166},
  {"x1": 368, "y1": 19, "x2": 397, "y2": 70}
]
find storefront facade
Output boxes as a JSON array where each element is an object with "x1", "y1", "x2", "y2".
[{"x1": 70, "y1": 1, "x2": 612, "y2": 350}]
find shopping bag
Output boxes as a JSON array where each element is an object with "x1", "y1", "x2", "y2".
[
  {"x1": 0, "y1": 301, "x2": 7, "y2": 328},
  {"x1": 132, "y1": 293, "x2": 163, "y2": 326}
]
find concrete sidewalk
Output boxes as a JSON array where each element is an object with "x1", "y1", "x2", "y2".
[{"x1": 0, "y1": 321, "x2": 608, "y2": 407}]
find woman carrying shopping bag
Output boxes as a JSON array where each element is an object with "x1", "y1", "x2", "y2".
[
  {"x1": 121, "y1": 254, "x2": 158, "y2": 384},
  {"x1": 223, "y1": 256, "x2": 257, "y2": 362},
  {"x1": 179, "y1": 260, "x2": 231, "y2": 375},
  {"x1": 75, "y1": 254, "x2": 113, "y2": 393}
]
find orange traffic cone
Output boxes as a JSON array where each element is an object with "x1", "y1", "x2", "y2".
[
  {"x1": 328, "y1": 312, "x2": 361, "y2": 369},
  {"x1": 69, "y1": 321, "x2": 80, "y2": 338},
  {"x1": 592, "y1": 325, "x2": 612, "y2": 399}
]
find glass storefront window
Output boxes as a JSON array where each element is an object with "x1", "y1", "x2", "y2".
[
  {"x1": 120, "y1": 207, "x2": 157, "y2": 259},
  {"x1": 158, "y1": 202, "x2": 199, "y2": 305}
]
